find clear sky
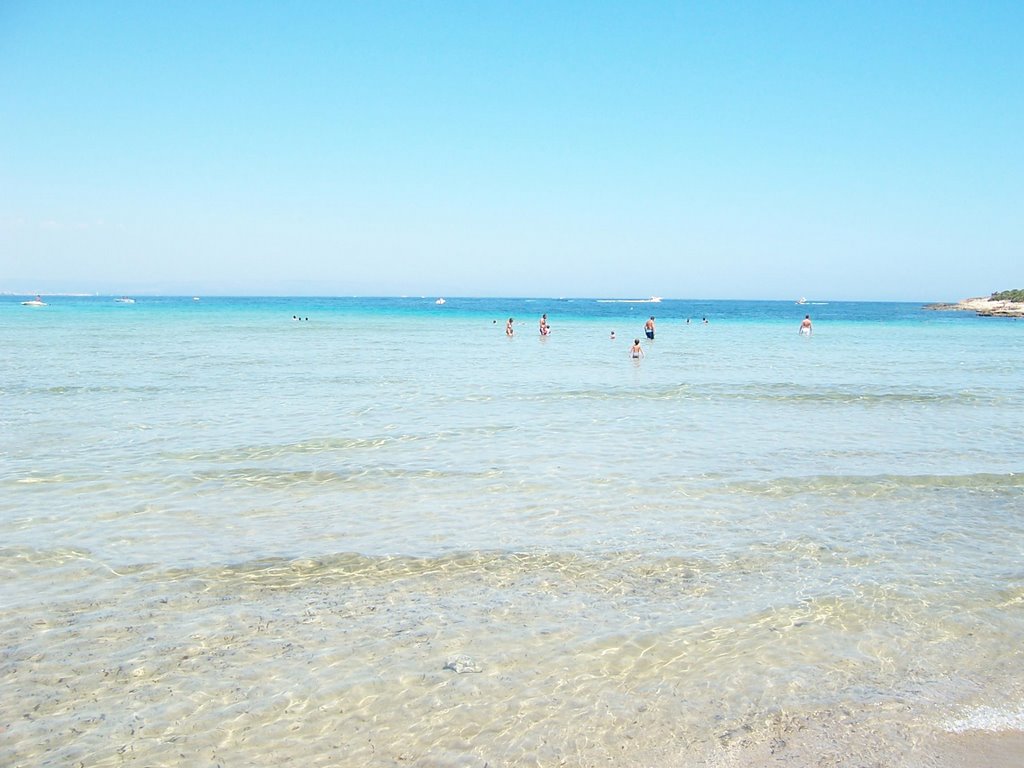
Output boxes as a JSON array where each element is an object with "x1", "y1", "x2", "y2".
[{"x1": 1, "y1": 1, "x2": 1021, "y2": 300}]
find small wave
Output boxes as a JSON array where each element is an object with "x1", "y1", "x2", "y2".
[
  {"x1": 163, "y1": 549, "x2": 714, "y2": 593},
  {"x1": 943, "y1": 702, "x2": 1024, "y2": 733},
  {"x1": 173, "y1": 436, "x2": 408, "y2": 462},
  {"x1": 0, "y1": 545, "x2": 149, "y2": 577},
  {"x1": 11, "y1": 384, "x2": 167, "y2": 397},
  {"x1": 15, "y1": 475, "x2": 62, "y2": 484},
  {"x1": 191, "y1": 465, "x2": 504, "y2": 490},
  {"x1": 723, "y1": 385, "x2": 1001, "y2": 406},
  {"x1": 514, "y1": 384, "x2": 696, "y2": 402},
  {"x1": 511, "y1": 384, "x2": 1001, "y2": 406},
  {"x1": 168, "y1": 426, "x2": 517, "y2": 463},
  {"x1": 722, "y1": 472, "x2": 1024, "y2": 499}
]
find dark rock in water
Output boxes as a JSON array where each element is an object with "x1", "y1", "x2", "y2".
[{"x1": 443, "y1": 655, "x2": 482, "y2": 674}]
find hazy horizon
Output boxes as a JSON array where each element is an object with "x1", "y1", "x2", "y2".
[{"x1": 0, "y1": 281, "x2": 979, "y2": 303}]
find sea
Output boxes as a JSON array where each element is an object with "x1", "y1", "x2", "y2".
[{"x1": 2, "y1": 295, "x2": 1022, "y2": 767}]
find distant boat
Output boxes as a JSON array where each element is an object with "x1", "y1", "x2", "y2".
[
  {"x1": 435, "y1": 298, "x2": 446, "y2": 305},
  {"x1": 114, "y1": 296, "x2": 135, "y2": 304},
  {"x1": 796, "y1": 297, "x2": 808, "y2": 305},
  {"x1": 192, "y1": 297, "x2": 200, "y2": 301},
  {"x1": 21, "y1": 298, "x2": 47, "y2": 307}
]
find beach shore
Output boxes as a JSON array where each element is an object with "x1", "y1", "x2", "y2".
[
  {"x1": 925, "y1": 297, "x2": 1024, "y2": 317},
  {"x1": 929, "y1": 731, "x2": 1024, "y2": 768},
  {"x1": 698, "y1": 721, "x2": 1024, "y2": 767}
]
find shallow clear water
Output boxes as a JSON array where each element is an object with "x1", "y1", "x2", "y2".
[{"x1": 2, "y1": 296, "x2": 1022, "y2": 766}]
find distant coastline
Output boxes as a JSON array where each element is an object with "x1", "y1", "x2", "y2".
[{"x1": 925, "y1": 291, "x2": 1024, "y2": 318}]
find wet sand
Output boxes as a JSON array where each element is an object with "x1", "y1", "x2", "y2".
[
  {"x1": 928, "y1": 731, "x2": 1024, "y2": 768},
  {"x1": 696, "y1": 722, "x2": 1024, "y2": 767}
]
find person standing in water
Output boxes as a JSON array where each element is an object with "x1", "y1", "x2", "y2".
[
  {"x1": 630, "y1": 338, "x2": 644, "y2": 359},
  {"x1": 506, "y1": 317, "x2": 515, "y2": 336},
  {"x1": 539, "y1": 314, "x2": 550, "y2": 336},
  {"x1": 799, "y1": 314, "x2": 813, "y2": 336},
  {"x1": 645, "y1": 316, "x2": 655, "y2": 340}
]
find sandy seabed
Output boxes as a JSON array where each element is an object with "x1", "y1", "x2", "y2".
[{"x1": 4, "y1": 560, "x2": 1022, "y2": 768}]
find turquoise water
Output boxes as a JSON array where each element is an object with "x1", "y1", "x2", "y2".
[{"x1": 2, "y1": 295, "x2": 1022, "y2": 766}]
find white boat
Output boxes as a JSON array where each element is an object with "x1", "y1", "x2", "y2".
[
  {"x1": 115, "y1": 296, "x2": 135, "y2": 304},
  {"x1": 21, "y1": 299, "x2": 47, "y2": 307},
  {"x1": 435, "y1": 298, "x2": 446, "y2": 305},
  {"x1": 192, "y1": 297, "x2": 200, "y2": 301},
  {"x1": 796, "y1": 297, "x2": 807, "y2": 305}
]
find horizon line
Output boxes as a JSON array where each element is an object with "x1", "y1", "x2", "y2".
[{"x1": 1, "y1": 291, "x2": 952, "y2": 303}]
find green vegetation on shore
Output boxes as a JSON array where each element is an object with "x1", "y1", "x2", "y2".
[{"x1": 990, "y1": 289, "x2": 1024, "y2": 302}]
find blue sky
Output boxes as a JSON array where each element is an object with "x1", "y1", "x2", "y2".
[{"x1": 1, "y1": 1, "x2": 1021, "y2": 299}]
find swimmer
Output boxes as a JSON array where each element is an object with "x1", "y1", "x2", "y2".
[
  {"x1": 539, "y1": 314, "x2": 550, "y2": 336},
  {"x1": 645, "y1": 316, "x2": 655, "y2": 340},
  {"x1": 630, "y1": 338, "x2": 644, "y2": 359},
  {"x1": 610, "y1": 330, "x2": 616, "y2": 340},
  {"x1": 799, "y1": 314, "x2": 812, "y2": 336},
  {"x1": 506, "y1": 317, "x2": 514, "y2": 336}
]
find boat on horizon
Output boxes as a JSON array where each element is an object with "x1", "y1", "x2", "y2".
[
  {"x1": 21, "y1": 296, "x2": 47, "y2": 307},
  {"x1": 596, "y1": 296, "x2": 662, "y2": 304},
  {"x1": 115, "y1": 296, "x2": 135, "y2": 304},
  {"x1": 435, "y1": 298, "x2": 446, "y2": 305},
  {"x1": 796, "y1": 297, "x2": 808, "y2": 305}
]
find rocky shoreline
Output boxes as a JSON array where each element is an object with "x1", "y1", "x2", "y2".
[{"x1": 925, "y1": 296, "x2": 1024, "y2": 318}]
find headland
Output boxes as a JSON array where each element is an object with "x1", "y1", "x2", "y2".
[{"x1": 925, "y1": 290, "x2": 1024, "y2": 317}]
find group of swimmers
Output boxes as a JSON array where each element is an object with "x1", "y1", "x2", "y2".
[
  {"x1": 504, "y1": 313, "x2": 814, "y2": 358},
  {"x1": 504, "y1": 313, "x2": 551, "y2": 337}
]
